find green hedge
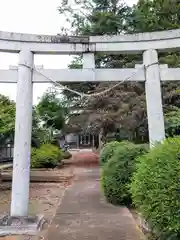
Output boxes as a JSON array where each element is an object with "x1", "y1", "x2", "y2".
[
  {"x1": 100, "y1": 141, "x2": 120, "y2": 166},
  {"x1": 130, "y1": 137, "x2": 180, "y2": 239},
  {"x1": 31, "y1": 144, "x2": 63, "y2": 168},
  {"x1": 101, "y1": 141, "x2": 148, "y2": 206}
]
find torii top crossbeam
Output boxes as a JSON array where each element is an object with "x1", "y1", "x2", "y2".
[{"x1": 0, "y1": 28, "x2": 180, "y2": 54}]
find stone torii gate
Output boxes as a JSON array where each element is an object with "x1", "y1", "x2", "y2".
[{"x1": 0, "y1": 29, "x2": 180, "y2": 232}]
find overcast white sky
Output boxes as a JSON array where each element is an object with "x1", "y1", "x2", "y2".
[{"x1": 0, "y1": 0, "x2": 137, "y2": 104}]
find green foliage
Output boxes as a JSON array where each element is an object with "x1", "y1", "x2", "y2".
[
  {"x1": 100, "y1": 141, "x2": 120, "y2": 166},
  {"x1": 62, "y1": 151, "x2": 72, "y2": 159},
  {"x1": 31, "y1": 144, "x2": 63, "y2": 168},
  {"x1": 36, "y1": 90, "x2": 69, "y2": 131},
  {"x1": 0, "y1": 93, "x2": 56, "y2": 147},
  {"x1": 32, "y1": 107, "x2": 57, "y2": 147},
  {"x1": 59, "y1": 0, "x2": 131, "y2": 36},
  {"x1": 0, "y1": 94, "x2": 15, "y2": 143},
  {"x1": 130, "y1": 137, "x2": 180, "y2": 239},
  {"x1": 165, "y1": 108, "x2": 180, "y2": 137},
  {"x1": 32, "y1": 126, "x2": 54, "y2": 146},
  {"x1": 130, "y1": 0, "x2": 180, "y2": 33},
  {"x1": 58, "y1": 0, "x2": 180, "y2": 142},
  {"x1": 101, "y1": 141, "x2": 147, "y2": 206},
  {"x1": 58, "y1": 0, "x2": 132, "y2": 100}
]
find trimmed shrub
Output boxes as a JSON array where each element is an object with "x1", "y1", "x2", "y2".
[
  {"x1": 31, "y1": 144, "x2": 63, "y2": 168},
  {"x1": 101, "y1": 141, "x2": 148, "y2": 206},
  {"x1": 100, "y1": 141, "x2": 120, "y2": 166},
  {"x1": 62, "y1": 151, "x2": 72, "y2": 159},
  {"x1": 130, "y1": 137, "x2": 180, "y2": 239}
]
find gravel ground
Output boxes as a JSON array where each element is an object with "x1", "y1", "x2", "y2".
[{"x1": 0, "y1": 166, "x2": 74, "y2": 240}]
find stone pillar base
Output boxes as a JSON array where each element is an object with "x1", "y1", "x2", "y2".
[{"x1": 0, "y1": 215, "x2": 47, "y2": 236}]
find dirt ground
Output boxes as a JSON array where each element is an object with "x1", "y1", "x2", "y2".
[
  {"x1": 63, "y1": 152, "x2": 99, "y2": 167},
  {"x1": 0, "y1": 166, "x2": 74, "y2": 240},
  {"x1": 0, "y1": 152, "x2": 99, "y2": 240}
]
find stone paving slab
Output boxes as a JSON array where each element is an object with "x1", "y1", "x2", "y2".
[{"x1": 47, "y1": 167, "x2": 146, "y2": 240}]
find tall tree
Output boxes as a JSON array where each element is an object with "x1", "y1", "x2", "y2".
[
  {"x1": 0, "y1": 95, "x2": 15, "y2": 144},
  {"x1": 0, "y1": 94, "x2": 56, "y2": 147},
  {"x1": 129, "y1": 0, "x2": 180, "y2": 33},
  {"x1": 59, "y1": 0, "x2": 131, "y2": 36},
  {"x1": 59, "y1": 0, "x2": 133, "y2": 99},
  {"x1": 58, "y1": 0, "x2": 180, "y2": 142},
  {"x1": 130, "y1": 0, "x2": 180, "y2": 138},
  {"x1": 36, "y1": 89, "x2": 69, "y2": 131},
  {"x1": 58, "y1": 0, "x2": 145, "y2": 141}
]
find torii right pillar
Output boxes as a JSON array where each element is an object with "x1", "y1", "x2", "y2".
[{"x1": 143, "y1": 49, "x2": 165, "y2": 148}]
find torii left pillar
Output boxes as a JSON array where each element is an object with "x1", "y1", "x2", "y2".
[
  {"x1": 11, "y1": 50, "x2": 33, "y2": 217},
  {"x1": 0, "y1": 50, "x2": 44, "y2": 235}
]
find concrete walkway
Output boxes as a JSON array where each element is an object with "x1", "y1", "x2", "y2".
[{"x1": 47, "y1": 167, "x2": 145, "y2": 240}]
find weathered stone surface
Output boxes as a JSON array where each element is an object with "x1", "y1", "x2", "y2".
[
  {"x1": 0, "y1": 215, "x2": 46, "y2": 236},
  {"x1": 0, "y1": 29, "x2": 180, "y2": 53}
]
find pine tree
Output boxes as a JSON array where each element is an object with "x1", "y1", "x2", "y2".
[{"x1": 58, "y1": 0, "x2": 180, "y2": 141}]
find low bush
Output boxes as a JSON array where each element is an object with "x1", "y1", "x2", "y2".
[
  {"x1": 130, "y1": 137, "x2": 180, "y2": 239},
  {"x1": 31, "y1": 144, "x2": 63, "y2": 168},
  {"x1": 62, "y1": 150, "x2": 72, "y2": 159},
  {"x1": 101, "y1": 141, "x2": 148, "y2": 206},
  {"x1": 100, "y1": 141, "x2": 120, "y2": 166}
]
